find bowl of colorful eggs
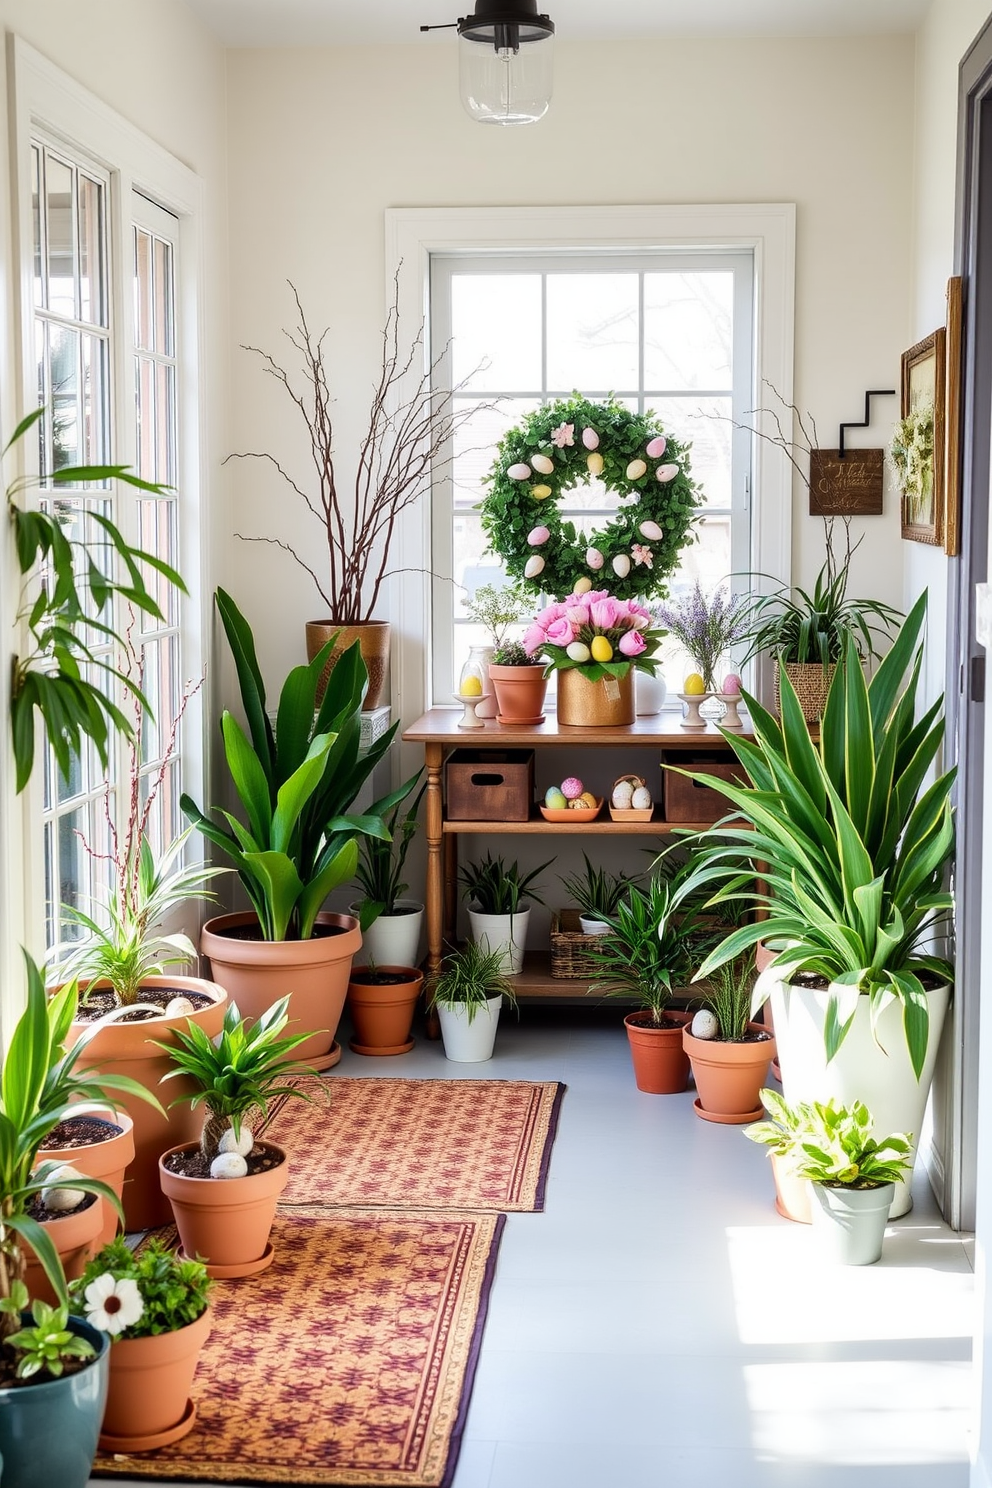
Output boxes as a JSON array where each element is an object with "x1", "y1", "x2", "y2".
[{"x1": 539, "y1": 776, "x2": 603, "y2": 822}]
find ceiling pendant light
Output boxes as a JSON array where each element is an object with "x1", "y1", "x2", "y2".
[{"x1": 421, "y1": 1, "x2": 555, "y2": 127}]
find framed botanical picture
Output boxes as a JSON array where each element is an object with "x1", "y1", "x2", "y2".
[
  {"x1": 896, "y1": 328, "x2": 946, "y2": 545},
  {"x1": 943, "y1": 276, "x2": 963, "y2": 557}
]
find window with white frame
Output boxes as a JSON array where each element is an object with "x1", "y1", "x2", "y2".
[{"x1": 429, "y1": 249, "x2": 754, "y2": 700}]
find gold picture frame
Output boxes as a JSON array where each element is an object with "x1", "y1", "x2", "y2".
[
  {"x1": 943, "y1": 276, "x2": 963, "y2": 557},
  {"x1": 899, "y1": 328, "x2": 946, "y2": 545}
]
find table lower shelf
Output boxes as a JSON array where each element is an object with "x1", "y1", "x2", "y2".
[{"x1": 443, "y1": 811, "x2": 716, "y2": 834}]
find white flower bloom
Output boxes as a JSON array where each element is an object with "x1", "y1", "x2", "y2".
[{"x1": 83, "y1": 1273, "x2": 144, "y2": 1335}]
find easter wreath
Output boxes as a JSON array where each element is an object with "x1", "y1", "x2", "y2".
[{"x1": 479, "y1": 394, "x2": 701, "y2": 603}]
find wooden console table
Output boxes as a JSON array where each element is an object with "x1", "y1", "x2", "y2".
[{"x1": 402, "y1": 706, "x2": 753, "y2": 1004}]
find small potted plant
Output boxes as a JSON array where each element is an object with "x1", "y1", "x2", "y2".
[
  {"x1": 427, "y1": 941, "x2": 517, "y2": 1063},
  {"x1": 561, "y1": 852, "x2": 638, "y2": 935},
  {"x1": 72, "y1": 1236, "x2": 212, "y2": 1451},
  {"x1": 654, "y1": 579, "x2": 752, "y2": 716},
  {"x1": 683, "y1": 952, "x2": 776, "y2": 1124},
  {"x1": 459, "y1": 581, "x2": 530, "y2": 717},
  {"x1": 157, "y1": 997, "x2": 319, "y2": 1277},
  {"x1": 459, "y1": 851, "x2": 553, "y2": 975},
  {"x1": 744, "y1": 1092, "x2": 913, "y2": 1265},
  {"x1": 487, "y1": 639, "x2": 549, "y2": 725},
  {"x1": 346, "y1": 961, "x2": 425, "y2": 1057},
  {"x1": 589, "y1": 858, "x2": 705, "y2": 1094},
  {"x1": 349, "y1": 771, "x2": 427, "y2": 969},
  {"x1": 525, "y1": 590, "x2": 665, "y2": 727}
]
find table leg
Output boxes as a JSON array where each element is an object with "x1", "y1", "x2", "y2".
[{"x1": 424, "y1": 742, "x2": 444, "y2": 1040}]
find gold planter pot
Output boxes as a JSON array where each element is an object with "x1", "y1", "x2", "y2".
[
  {"x1": 305, "y1": 620, "x2": 390, "y2": 710},
  {"x1": 556, "y1": 667, "x2": 634, "y2": 727}
]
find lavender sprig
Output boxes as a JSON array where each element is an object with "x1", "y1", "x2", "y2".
[{"x1": 654, "y1": 581, "x2": 751, "y2": 689}]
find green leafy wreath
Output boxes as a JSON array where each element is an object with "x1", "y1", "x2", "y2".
[{"x1": 479, "y1": 394, "x2": 701, "y2": 602}]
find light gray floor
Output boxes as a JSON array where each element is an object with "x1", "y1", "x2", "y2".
[{"x1": 96, "y1": 1007, "x2": 975, "y2": 1488}]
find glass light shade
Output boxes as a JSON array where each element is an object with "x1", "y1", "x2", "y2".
[{"x1": 458, "y1": 31, "x2": 553, "y2": 125}]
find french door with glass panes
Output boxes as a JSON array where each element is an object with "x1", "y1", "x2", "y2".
[{"x1": 429, "y1": 251, "x2": 754, "y2": 700}]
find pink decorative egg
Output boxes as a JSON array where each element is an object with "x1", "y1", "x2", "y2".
[
  {"x1": 507, "y1": 462, "x2": 531, "y2": 481},
  {"x1": 656, "y1": 463, "x2": 679, "y2": 483},
  {"x1": 722, "y1": 673, "x2": 742, "y2": 696},
  {"x1": 528, "y1": 526, "x2": 550, "y2": 546},
  {"x1": 585, "y1": 547, "x2": 604, "y2": 570},
  {"x1": 639, "y1": 520, "x2": 663, "y2": 541},
  {"x1": 561, "y1": 776, "x2": 584, "y2": 800},
  {"x1": 582, "y1": 428, "x2": 600, "y2": 450},
  {"x1": 646, "y1": 435, "x2": 667, "y2": 459}
]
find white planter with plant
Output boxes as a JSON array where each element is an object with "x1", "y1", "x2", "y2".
[
  {"x1": 429, "y1": 942, "x2": 516, "y2": 1063},
  {"x1": 350, "y1": 772, "x2": 426, "y2": 968},
  {"x1": 460, "y1": 852, "x2": 552, "y2": 976},
  {"x1": 690, "y1": 593, "x2": 954, "y2": 1218},
  {"x1": 562, "y1": 852, "x2": 638, "y2": 936}
]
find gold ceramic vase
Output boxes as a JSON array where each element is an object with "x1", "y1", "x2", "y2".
[
  {"x1": 305, "y1": 620, "x2": 390, "y2": 710},
  {"x1": 556, "y1": 667, "x2": 635, "y2": 727}
]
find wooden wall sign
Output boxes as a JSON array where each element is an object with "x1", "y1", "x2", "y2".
[{"x1": 808, "y1": 448, "x2": 884, "y2": 515}]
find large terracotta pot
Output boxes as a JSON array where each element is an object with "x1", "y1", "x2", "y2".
[
  {"x1": 347, "y1": 966, "x2": 424, "y2": 1056},
  {"x1": 39, "y1": 1110, "x2": 135, "y2": 1249},
  {"x1": 0, "y1": 1314, "x2": 108, "y2": 1488},
  {"x1": 65, "y1": 975, "x2": 227, "y2": 1232},
  {"x1": 488, "y1": 663, "x2": 548, "y2": 725},
  {"x1": 23, "y1": 1195, "x2": 104, "y2": 1305},
  {"x1": 160, "y1": 1141, "x2": 288, "y2": 1278},
  {"x1": 200, "y1": 911, "x2": 361, "y2": 1072},
  {"x1": 99, "y1": 1306, "x2": 212, "y2": 1453},
  {"x1": 623, "y1": 1011, "x2": 692, "y2": 1094},
  {"x1": 305, "y1": 619, "x2": 390, "y2": 710},
  {"x1": 683, "y1": 1022, "x2": 777, "y2": 1124},
  {"x1": 557, "y1": 666, "x2": 634, "y2": 727}
]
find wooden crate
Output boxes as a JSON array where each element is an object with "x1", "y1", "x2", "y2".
[
  {"x1": 549, "y1": 909, "x2": 608, "y2": 980},
  {"x1": 661, "y1": 751, "x2": 745, "y2": 824},
  {"x1": 445, "y1": 749, "x2": 535, "y2": 821}
]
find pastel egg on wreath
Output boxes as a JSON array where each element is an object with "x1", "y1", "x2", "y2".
[
  {"x1": 639, "y1": 520, "x2": 663, "y2": 541},
  {"x1": 612, "y1": 553, "x2": 631, "y2": 578},
  {"x1": 524, "y1": 555, "x2": 546, "y2": 579},
  {"x1": 507, "y1": 462, "x2": 532, "y2": 481},
  {"x1": 531, "y1": 484, "x2": 553, "y2": 500},
  {"x1": 566, "y1": 640, "x2": 591, "y2": 663},
  {"x1": 586, "y1": 451, "x2": 605, "y2": 476},
  {"x1": 531, "y1": 453, "x2": 555, "y2": 475},
  {"x1": 722, "y1": 672, "x2": 742, "y2": 696},
  {"x1": 656, "y1": 463, "x2": 679, "y2": 483},
  {"x1": 646, "y1": 435, "x2": 668, "y2": 459},
  {"x1": 527, "y1": 525, "x2": 550, "y2": 546},
  {"x1": 573, "y1": 576, "x2": 593, "y2": 595},
  {"x1": 585, "y1": 547, "x2": 604, "y2": 571},
  {"x1": 582, "y1": 427, "x2": 600, "y2": 450},
  {"x1": 626, "y1": 458, "x2": 647, "y2": 480}
]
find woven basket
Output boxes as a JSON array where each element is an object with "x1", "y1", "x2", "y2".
[
  {"x1": 549, "y1": 910, "x2": 607, "y2": 980},
  {"x1": 774, "y1": 661, "x2": 834, "y2": 723},
  {"x1": 608, "y1": 773, "x2": 653, "y2": 822}
]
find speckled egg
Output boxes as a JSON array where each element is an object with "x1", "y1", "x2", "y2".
[
  {"x1": 631, "y1": 786, "x2": 652, "y2": 810},
  {"x1": 611, "y1": 780, "x2": 634, "y2": 809},
  {"x1": 561, "y1": 776, "x2": 584, "y2": 800},
  {"x1": 585, "y1": 547, "x2": 604, "y2": 570},
  {"x1": 691, "y1": 1009, "x2": 720, "y2": 1040}
]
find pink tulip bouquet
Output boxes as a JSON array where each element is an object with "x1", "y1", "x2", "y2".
[{"x1": 522, "y1": 590, "x2": 666, "y2": 681}]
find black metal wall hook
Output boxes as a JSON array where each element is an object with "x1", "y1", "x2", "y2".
[{"x1": 838, "y1": 389, "x2": 896, "y2": 458}]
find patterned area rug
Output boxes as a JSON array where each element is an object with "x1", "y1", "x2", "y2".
[
  {"x1": 92, "y1": 1208, "x2": 504, "y2": 1486},
  {"x1": 257, "y1": 1077, "x2": 565, "y2": 1212}
]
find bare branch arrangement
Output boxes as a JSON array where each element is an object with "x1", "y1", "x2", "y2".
[{"x1": 229, "y1": 277, "x2": 481, "y2": 625}]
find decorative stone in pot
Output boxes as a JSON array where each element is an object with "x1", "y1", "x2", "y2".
[{"x1": 39, "y1": 1109, "x2": 135, "y2": 1250}]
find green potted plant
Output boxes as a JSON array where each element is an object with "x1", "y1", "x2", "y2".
[
  {"x1": 683, "y1": 953, "x2": 776, "y2": 1124},
  {"x1": 686, "y1": 591, "x2": 953, "y2": 1216},
  {"x1": 561, "y1": 852, "x2": 638, "y2": 935},
  {"x1": 157, "y1": 997, "x2": 317, "y2": 1277},
  {"x1": 459, "y1": 581, "x2": 530, "y2": 717},
  {"x1": 184, "y1": 588, "x2": 418, "y2": 1071},
  {"x1": 349, "y1": 771, "x2": 427, "y2": 968},
  {"x1": 589, "y1": 859, "x2": 705, "y2": 1094},
  {"x1": 72, "y1": 1236, "x2": 212, "y2": 1452},
  {"x1": 487, "y1": 639, "x2": 550, "y2": 725},
  {"x1": 427, "y1": 941, "x2": 517, "y2": 1063},
  {"x1": 744, "y1": 1092, "x2": 913, "y2": 1265},
  {"x1": 459, "y1": 850, "x2": 553, "y2": 975},
  {"x1": 0, "y1": 955, "x2": 161, "y2": 1488}
]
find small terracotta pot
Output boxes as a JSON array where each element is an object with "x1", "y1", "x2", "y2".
[
  {"x1": 159, "y1": 1142, "x2": 288, "y2": 1279},
  {"x1": 488, "y1": 664, "x2": 548, "y2": 724},
  {"x1": 99, "y1": 1306, "x2": 212, "y2": 1452},
  {"x1": 347, "y1": 966, "x2": 424, "y2": 1056},
  {"x1": 200, "y1": 911, "x2": 361, "y2": 1071},
  {"x1": 683, "y1": 1022, "x2": 777, "y2": 1123},
  {"x1": 40, "y1": 1110, "x2": 135, "y2": 1249},
  {"x1": 623, "y1": 1011, "x2": 692, "y2": 1094},
  {"x1": 306, "y1": 619, "x2": 390, "y2": 710},
  {"x1": 770, "y1": 1151, "x2": 812, "y2": 1224},
  {"x1": 556, "y1": 666, "x2": 634, "y2": 726},
  {"x1": 65, "y1": 975, "x2": 227, "y2": 1232},
  {"x1": 23, "y1": 1194, "x2": 104, "y2": 1304}
]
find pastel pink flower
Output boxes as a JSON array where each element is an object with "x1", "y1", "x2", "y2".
[
  {"x1": 522, "y1": 624, "x2": 547, "y2": 654},
  {"x1": 618, "y1": 630, "x2": 647, "y2": 657},
  {"x1": 565, "y1": 603, "x2": 590, "y2": 627},
  {"x1": 586, "y1": 589, "x2": 609, "y2": 607},
  {"x1": 536, "y1": 601, "x2": 566, "y2": 626},
  {"x1": 545, "y1": 616, "x2": 577, "y2": 647},
  {"x1": 550, "y1": 422, "x2": 575, "y2": 448},
  {"x1": 631, "y1": 543, "x2": 654, "y2": 568},
  {"x1": 589, "y1": 597, "x2": 622, "y2": 630}
]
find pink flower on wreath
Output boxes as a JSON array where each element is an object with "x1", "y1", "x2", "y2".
[
  {"x1": 589, "y1": 596, "x2": 622, "y2": 631},
  {"x1": 545, "y1": 616, "x2": 577, "y2": 647},
  {"x1": 522, "y1": 623, "x2": 547, "y2": 654},
  {"x1": 631, "y1": 543, "x2": 654, "y2": 568},
  {"x1": 550, "y1": 422, "x2": 575, "y2": 448},
  {"x1": 618, "y1": 630, "x2": 647, "y2": 657}
]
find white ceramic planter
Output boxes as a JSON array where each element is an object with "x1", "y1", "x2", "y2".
[
  {"x1": 810, "y1": 1182, "x2": 895, "y2": 1265},
  {"x1": 578, "y1": 914, "x2": 611, "y2": 936},
  {"x1": 350, "y1": 901, "x2": 424, "y2": 969},
  {"x1": 761, "y1": 966, "x2": 950, "y2": 1219},
  {"x1": 467, "y1": 905, "x2": 531, "y2": 974},
  {"x1": 437, "y1": 995, "x2": 503, "y2": 1062}
]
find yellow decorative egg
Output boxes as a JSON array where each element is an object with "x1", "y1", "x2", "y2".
[
  {"x1": 590, "y1": 636, "x2": 613, "y2": 662},
  {"x1": 578, "y1": 791, "x2": 597, "y2": 809},
  {"x1": 684, "y1": 672, "x2": 706, "y2": 695},
  {"x1": 531, "y1": 484, "x2": 553, "y2": 500},
  {"x1": 460, "y1": 675, "x2": 483, "y2": 697},
  {"x1": 586, "y1": 452, "x2": 605, "y2": 476}
]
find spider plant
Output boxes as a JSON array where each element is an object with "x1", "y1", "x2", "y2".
[
  {"x1": 561, "y1": 853, "x2": 638, "y2": 922},
  {"x1": 427, "y1": 941, "x2": 517, "y2": 1025},
  {"x1": 589, "y1": 860, "x2": 707, "y2": 1024},
  {"x1": 459, "y1": 852, "x2": 553, "y2": 916}
]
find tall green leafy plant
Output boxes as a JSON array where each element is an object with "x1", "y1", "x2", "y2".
[
  {"x1": 589, "y1": 861, "x2": 708, "y2": 1023},
  {"x1": 683, "y1": 591, "x2": 954, "y2": 1078},
  {"x1": 6, "y1": 406, "x2": 185, "y2": 792},
  {"x1": 182, "y1": 589, "x2": 417, "y2": 941},
  {"x1": 353, "y1": 772, "x2": 426, "y2": 930}
]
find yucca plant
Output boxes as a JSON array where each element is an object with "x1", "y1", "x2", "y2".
[
  {"x1": 589, "y1": 859, "x2": 707, "y2": 1023},
  {"x1": 683, "y1": 590, "x2": 954, "y2": 1077},
  {"x1": 156, "y1": 997, "x2": 318, "y2": 1163}
]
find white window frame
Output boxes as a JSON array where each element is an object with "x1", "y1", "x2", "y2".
[
  {"x1": 384, "y1": 203, "x2": 796, "y2": 741},
  {"x1": 2, "y1": 36, "x2": 209, "y2": 1002}
]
